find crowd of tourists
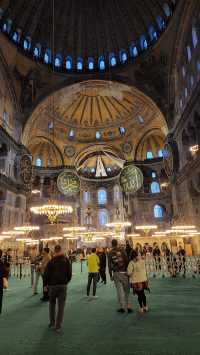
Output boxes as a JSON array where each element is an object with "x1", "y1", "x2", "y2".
[{"x1": 0, "y1": 240, "x2": 188, "y2": 332}]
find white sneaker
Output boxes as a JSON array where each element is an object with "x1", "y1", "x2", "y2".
[{"x1": 92, "y1": 295, "x2": 99, "y2": 299}]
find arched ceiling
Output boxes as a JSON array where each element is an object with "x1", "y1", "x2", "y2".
[
  {"x1": 22, "y1": 80, "x2": 168, "y2": 167},
  {"x1": 135, "y1": 130, "x2": 165, "y2": 160},
  {"x1": 0, "y1": 0, "x2": 176, "y2": 72},
  {"x1": 28, "y1": 137, "x2": 63, "y2": 168},
  {"x1": 23, "y1": 80, "x2": 167, "y2": 144}
]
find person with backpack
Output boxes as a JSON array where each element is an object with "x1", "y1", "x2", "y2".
[
  {"x1": 108, "y1": 239, "x2": 132, "y2": 313},
  {"x1": 127, "y1": 249, "x2": 149, "y2": 314},
  {"x1": 44, "y1": 245, "x2": 72, "y2": 332}
]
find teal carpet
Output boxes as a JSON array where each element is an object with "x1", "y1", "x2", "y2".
[{"x1": 1, "y1": 262, "x2": 200, "y2": 355}]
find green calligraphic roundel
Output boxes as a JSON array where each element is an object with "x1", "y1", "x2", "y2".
[
  {"x1": 57, "y1": 171, "x2": 80, "y2": 196},
  {"x1": 120, "y1": 165, "x2": 143, "y2": 194}
]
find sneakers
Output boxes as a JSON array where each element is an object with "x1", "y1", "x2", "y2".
[
  {"x1": 139, "y1": 308, "x2": 144, "y2": 314},
  {"x1": 92, "y1": 295, "x2": 98, "y2": 299},
  {"x1": 117, "y1": 308, "x2": 125, "y2": 313},
  {"x1": 127, "y1": 308, "x2": 133, "y2": 313},
  {"x1": 143, "y1": 306, "x2": 149, "y2": 312},
  {"x1": 48, "y1": 323, "x2": 55, "y2": 329}
]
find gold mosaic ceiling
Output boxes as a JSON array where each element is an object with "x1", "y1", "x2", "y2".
[{"x1": 34, "y1": 80, "x2": 166, "y2": 130}]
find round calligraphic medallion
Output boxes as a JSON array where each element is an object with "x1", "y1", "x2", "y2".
[
  {"x1": 57, "y1": 171, "x2": 80, "y2": 196},
  {"x1": 163, "y1": 143, "x2": 174, "y2": 177},
  {"x1": 122, "y1": 142, "x2": 133, "y2": 154},
  {"x1": 20, "y1": 154, "x2": 32, "y2": 184},
  {"x1": 120, "y1": 165, "x2": 143, "y2": 194},
  {"x1": 64, "y1": 146, "x2": 76, "y2": 158}
]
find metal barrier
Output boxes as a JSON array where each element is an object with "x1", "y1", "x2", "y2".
[
  {"x1": 10, "y1": 258, "x2": 31, "y2": 279},
  {"x1": 145, "y1": 255, "x2": 200, "y2": 279}
]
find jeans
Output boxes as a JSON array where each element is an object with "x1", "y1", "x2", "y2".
[
  {"x1": 113, "y1": 272, "x2": 131, "y2": 309},
  {"x1": 99, "y1": 268, "x2": 107, "y2": 283},
  {"x1": 0, "y1": 287, "x2": 3, "y2": 314},
  {"x1": 87, "y1": 273, "x2": 98, "y2": 296},
  {"x1": 49, "y1": 285, "x2": 67, "y2": 328}
]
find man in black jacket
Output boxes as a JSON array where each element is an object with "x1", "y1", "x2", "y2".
[
  {"x1": 0, "y1": 249, "x2": 7, "y2": 314},
  {"x1": 44, "y1": 245, "x2": 72, "y2": 331},
  {"x1": 108, "y1": 239, "x2": 132, "y2": 313}
]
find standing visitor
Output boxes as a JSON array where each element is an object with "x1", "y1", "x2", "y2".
[
  {"x1": 44, "y1": 245, "x2": 72, "y2": 332},
  {"x1": 86, "y1": 248, "x2": 100, "y2": 298},
  {"x1": 108, "y1": 239, "x2": 132, "y2": 313},
  {"x1": 40, "y1": 248, "x2": 51, "y2": 301},
  {"x1": 97, "y1": 248, "x2": 107, "y2": 284},
  {"x1": 0, "y1": 250, "x2": 8, "y2": 314},
  {"x1": 33, "y1": 252, "x2": 43, "y2": 295},
  {"x1": 127, "y1": 250, "x2": 149, "y2": 314},
  {"x1": 30, "y1": 247, "x2": 37, "y2": 288}
]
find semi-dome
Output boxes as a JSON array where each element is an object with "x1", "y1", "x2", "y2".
[
  {"x1": 0, "y1": 0, "x2": 176, "y2": 72},
  {"x1": 135, "y1": 130, "x2": 165, "y2": 160},
  {"x1": 28, "y1": 137, "x2": 64, "y2": 168}
]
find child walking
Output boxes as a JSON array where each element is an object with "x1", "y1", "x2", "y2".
[{"x1": 128, "y1": 249, "x2": 149, "y2": 314}]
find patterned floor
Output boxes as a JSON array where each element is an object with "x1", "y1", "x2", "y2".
[{"x1": 1, "y1": 262, "x2": 200, "y2": 355}]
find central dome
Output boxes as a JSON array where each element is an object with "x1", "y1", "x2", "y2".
[{"x1": 0, "y1": 0, "x2": 175, "y2": 72}]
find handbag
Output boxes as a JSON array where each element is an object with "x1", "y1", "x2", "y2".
[{"x1": 3, "y1": 277, "x2": 8, "y2": 289}]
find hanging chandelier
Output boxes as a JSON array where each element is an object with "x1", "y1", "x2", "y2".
[
  {"x1": 14, "y1": 226, "x2": 40, "y2": 231},
  {"x1": 30, "y1": 202, "x2": 73, "y2": 224}
]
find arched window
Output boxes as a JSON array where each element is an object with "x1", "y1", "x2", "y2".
[
  {"x1": 83, "y1": 191, "x2": 90, "y2": 203},
  {"x1": 33, "y1": 46, "x2": 40, "y2": 58},
  {"x1": 55, "y1": 55, "x2": 62, "y2": 68},
  {"x1": 149, "y1": 25, "x2": 157, "y2": 41},
  {"x1": 151, "y1": 171, "x2": 156, "y2": 179},
  {"x1": 98, "y1": 56, "x2": 105, "y2": 70},
  {"x1": 44, "y1": 49, "x2": 51, "y2": 64},
  {"x1": 184, "y1": 87, "x2": 188, "y2": 98},
  {"x1": 3, "y1": 19, "x2": 12, "y2": 34},
  {"x1": 119, "y1": 49, "x2": 127, "y2": 63},
  {"x1": 68, "y1": 129, "x2": 75, "y2": 139},
  {"x1": 187, "y1": 46, "x2": 192, "y2": 62},
  {"x1": 146, "y1": 151, "x2": 153, "y2": 159},
  {"x1": 182, "y1": 66, "x2": 186, "y2": 78},
  {"x1": 96, "y1": 131, "x2": 101, "y2": 140},
  {"x1": 12, "y1": 31, "x2": 19, "y2": 43},
  {"x1": 98, "y1": 189, "x2": 107, "y2": 204},
  {"x1": 130, "y1": 44, "x2": 138, "y2": 57},
  {"x1": 119, "y1": 127, "x2": 125, "y2": 136},
  {"x1": 140, "y1": 35, "x2": 148, "y2": 50},
  {"x1": 23, "y1": 38, "x2": 31, "y2": 51},
  {"x1": 48, "y1": 121, "x2": 53, "y2": 131},
  {"x1": 163, "y1": 3, "x2": 171, "y2": 17},
  {"x1": 197, "y1": 60, "x2": 200, "y2": 72},
  {"x1": 192, "y1": 27, "x2": 198, "y2": 48},
  {"x1": 109, "y1": 53, "x2": 117, "y2": 67},
  {"x1": 154, "y1": 204, "x2": 164, "y2": 218},
  {"x1": 180, "y1": 98, "x2": 183, "y2": 109},
  {"x1": 77, "y1": 57, "x2": 83, "y2": 71},
  {"x1": 114, "y1": 185, "x2": 120, "y2": 201},
  {"x1": 66, "y1": 56, "x2": 72, "y2": 70},
  {"x1": 88, "y1": 57, "x2": 94, "y2": 70},
  {"x1": 35, "y1": 158, "x2": 42, "y2": 167},
  {"x1": 156, "y1": 16, "x2": 166, "y2": 30},
  {"x1": 158, "y1": 149, "x2": 163, "y2": 158},
  {"x1": 190, "y1": 75, "x2": 194, "y2": 87},
  {"x1": 98, "y1": 209, "x2": 108, "y2": 226},
  {"x1": 151, "y1": 182, "x2": 160, "y2": 194}
]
